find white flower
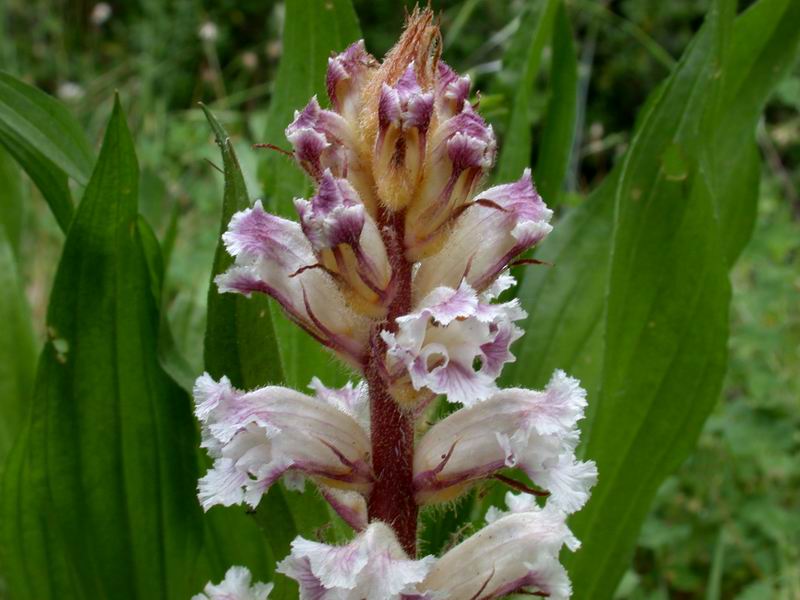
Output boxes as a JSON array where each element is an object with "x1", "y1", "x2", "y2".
[
  {"x1": 382, "y1": 281, "x2": 525, "y2": 407},
  {"x1": 415, "y1": 168, "x2": 553, "y2": 296},
  {"x1": 418, "y1": 500, "x2": 578, "y2": 600},
  {"x1": 194, "y1": 374, "x2": 372, "y2": 510},
  {"x1": 216, "y1": 200, "x2": 371, "y2": 364},
  {"x1": 276, "y1": 523, "x2": 435, "y2": 599},
  {"x1": 198, "y1": 21, "x2": 219, "y2": 43},
  {"x1": 192, "y1": 566, "x2": 273, "y2": 600},
  {"x1": 90, "y1": 3, "x2": 112, "y2": 26},
  {"x1": 57, "y1": 81, "x2": 84, "y2": 101},
  {"x1": 414, "y1": 370, "x2": 597, "y2": 511}
]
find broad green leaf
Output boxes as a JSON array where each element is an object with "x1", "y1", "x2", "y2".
[
  {"x1": 0, "y1": 72, "x2": 95, "y2": 231},
  {"x1": 0, "y1": 98, "x2": 202, "y2": 600},
  {"x1": 0, "y1": 151, "x2": 36, "y2": 475},
  {"x1": 259, "y1": 0, "x2": 361, "y2": 389},
  {"x1": 201, "y1": 106, "x2": 334, "y2": 599},
  {"x1": 504, "y1": 174, "x2": 616, "y2": 398},
  {"x1": 566, "y1": 4, "x2": 732, "y2": 595},
  {"x1": 709, "y1": 0, "x2": 800, "y2": 266},
  {"x1": 501, "y1": 0, "x2": 800, "y2": 596},
  {"x1": 202, "y1": 105, "x2": 284, "y2": 393},
  {"x1": 568, "y1": 0, "x2": 800, "y2": 595},
  {"x1": 533, "y1": 2, "x2": 578, "y2": 205},
  {"x1": 494, "y1": 0, "x2": 560, "y2": 183}
]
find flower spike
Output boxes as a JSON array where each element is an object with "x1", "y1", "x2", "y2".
[{"x1": 199, "y1": 8, "x2": 595, "y2": 599}]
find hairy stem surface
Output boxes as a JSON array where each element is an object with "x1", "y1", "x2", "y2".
[{"x1": 366, "y1": 210, "x2": 418, "y2": 556}]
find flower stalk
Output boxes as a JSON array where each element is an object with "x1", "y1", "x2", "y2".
[
  {"x1": 366, "y1": 209, "x2": 417, "y2": 553},
  {"x1": 194, "y1": 7, "x2": 597, "y2": 599}
]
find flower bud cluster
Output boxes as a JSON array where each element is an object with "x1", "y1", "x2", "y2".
[{"x1": 194, "y1": 8, "x2": 596, "y2": 599}]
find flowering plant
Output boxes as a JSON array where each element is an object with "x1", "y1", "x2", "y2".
[{"x1": 195, "y1": 9, "x2": 596, "y2": 599}]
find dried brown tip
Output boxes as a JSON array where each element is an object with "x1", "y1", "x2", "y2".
[
  {"x1": 357, "y1": 5, "x2": 442, "y2": 171},
  {"x1": 381, "y1": 5, "x2": 441, "y2": 89}
]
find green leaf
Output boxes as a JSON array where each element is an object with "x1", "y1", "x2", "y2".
[
  {"x1": 0, "y1": 97, "x2": 202, "y2": 600},
  {"x1": 710, "y1": 0, "x2": 800, "y2": 265},
  {"x1": 494, "y1": 0, "x2": 560, "y2": 183},
  {"x1": 501, "y1": 0, "x2": 800, "y2": 596},
  {"x1": 0, "y1": 144, "x2": 25, "y2": 253},
  {"x1": 201, "y1": 105, "x2": 335, "y2": 599},
  {"x1": 0, "y1": 151, "x2": 36, "y2": 476},
  {"x1": 258, "y1": 0, "x2": 361, "y2": 389},
  {"x1": 202, "y1": 105, "x2": 284, "y2": 392},
  {"x1": 567, "y1": 0, "x2": 800, "y2": 595},
  {"x1": 533, "y1": 2, "x2": 578, "y2": 205},
  {"x1": 0, "y1": 72, "x2": 95, "y2": 232}
]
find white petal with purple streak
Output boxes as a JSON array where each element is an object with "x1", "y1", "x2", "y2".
[{"x1": 277, "y1": 523, "x2": 435, "y2": 600}]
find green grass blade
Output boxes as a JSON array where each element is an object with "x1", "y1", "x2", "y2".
[
  {"x1": 533, "y1": 2, "x2": 578, "y2": 205},
  {"x1": 493, "y1": 0, "x2": 560, "y2": 183},
  {"x1": 0, "y1": 72, "x2": 95, "y2": 232}
]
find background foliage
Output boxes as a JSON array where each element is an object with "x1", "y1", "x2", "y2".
[{"x1": 0, "y1": 0, "x2": 798, "y2": 598}]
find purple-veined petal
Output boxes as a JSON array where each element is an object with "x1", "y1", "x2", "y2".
[
  {"x1": 435, "y1": 61, "x2": 471, "y2": 119},
  {"x1": 194, "y1": 374, "x2": 372, "y2": 510},
  {"x1": 276, "y1": 523, "x2": 435, "y2": 600},
  {"x1": 216, "y1": 200, "x2": 371, "y2": 363},
  {"x1": 319, "y1": 487, "x2": 368, "y2": 531},
  {"x1": 418, "y1": 502, "x2": 577, "y2": 600},
  {"x1": 413, "y1": 370, "x2": 597, "y2": 511},
  {"x1": 415, "y1": 168, "x2": 553, "y2": 295},
  {"x1": 326, "y1": 40, "x2": 377, "y2": 120},
  {"x1": 382, "y1": 281, "x2": 525, "y2": 406},
  {"x1": 309, "y1": 376, "x2": 370, "y2": 432},
  {"x1": 192, "y1": 566, "x2": 273, "y2": 600}
]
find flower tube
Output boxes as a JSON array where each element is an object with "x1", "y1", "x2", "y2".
[
  {"x1": 414, "y1": 370, "x2": 597, "y2": 511},
  {"x1": 194, "y1": 374, "x2": 372, "y2": 510}
]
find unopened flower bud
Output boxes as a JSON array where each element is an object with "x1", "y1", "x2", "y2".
[
  {"x1": 276, "y1": 523, "x2": 434, "y2": 599},
  {"x1": 327, "y1": 40, "x2": 377, "y2": 124},
  {"x1": 286, "y1": 97, "x2": 353, "y2": 181},
  {"x1": 434, "y1": 61, "x2": 471, "y2": 120},
  {"x1": 286, "y1": 96, "x2": 378, "y2": 213},
  {"x1": 373, "y1": 64, "x2": 435, "y2": 209},
  {"x1": 405, "y1": 104, "x2": 496, "y2": 260},
  {"x1": 414, "y1": 370, "x2": 597, "y2": 510},
  {"x1": 194, "y1": 374, "x2": 372, "y2": 510},
  {"x1": 192, "y1": 566, "x2": 273, "y2": 600}
]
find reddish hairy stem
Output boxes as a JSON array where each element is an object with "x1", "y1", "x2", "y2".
[{"x1": 366, "y1": 209, "x2": 418, "y2": 556}]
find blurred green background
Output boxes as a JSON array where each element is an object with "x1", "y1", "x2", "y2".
[{"x1": 1, "y1": 0, "x2": 797, "y2": 597}]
